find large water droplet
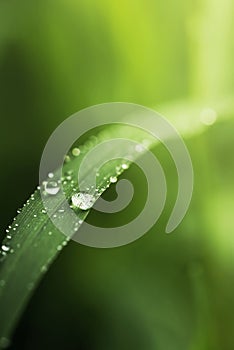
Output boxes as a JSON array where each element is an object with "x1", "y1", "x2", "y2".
[
  {"x1": 44, "y1": 181, "x2": 60, "y2": 195},
  {"x1": 71, "y1": 192, "x2": 96, "y2": 210}
]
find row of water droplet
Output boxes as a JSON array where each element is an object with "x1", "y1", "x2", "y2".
[{"x1": 1, "y1": 137, "x2": 148, "y2": 267}]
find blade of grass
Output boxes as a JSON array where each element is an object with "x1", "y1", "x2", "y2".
[{"x1": 0, "y1": 100, "x2": 233, "y2": 348}]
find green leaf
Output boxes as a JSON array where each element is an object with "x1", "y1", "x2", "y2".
[{"x1": 0, "y1": 99, "x2": 232, "y2": 348}]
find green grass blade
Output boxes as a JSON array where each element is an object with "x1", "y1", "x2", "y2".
[{"x1": 0, "y1": 100, "x2": 232, "y2": 348}]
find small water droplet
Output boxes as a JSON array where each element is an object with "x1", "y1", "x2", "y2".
[
  {"x1": 64, "y1": 155, "x2": 70, "y2": 163},
  {"x1": 57, "y1": 245, "x2": 62, "y2": 251},
  {"x1": 122, "y1": 163, "x2": 129, "y2": 170},
  {"x1": 1, "y1": 245, "x2": 10, "y2": 252},
  {"x1": 41, "y1": 265, "x2": 47, "y2": 273},
  {"x1": 0, "y1": 280, "x2": 6, "y2": 287},
  {"x1": 78, "y1": 220, "x2": 83, "y2": 224},
  {"x1": 33, "y1": 214, "x2": 37, "y2": 218},
  {"x1": 72, "y1": 147, "x2": 81, "y2": 156},
  {"x1": 110, "y1": 176, "x2": 118, "y2": 183},
  {"x1": 41, "y1": 209, "x2": 47, "y2": 214},
  {"x1": 48, "y1": 172, "x2": 54, "y2": 179},
  {"x1": 48, "y1": 231, "x2": 52, "y2": 236},
  {"x1": 135, "y1": 144, "x2": 144, "y2": 153},
  {"x1": 0, "y1": 337, "x2": 10, "y2": 349},
  {"x1": 44, "y1": 181, "x2": 60, "y2": 195},
  {"x1": 71, "y1": 192, "x2": 96, "y2": 210},
  {"x1": 200, "y1": 108, "x2": 217, "y2": 125}
]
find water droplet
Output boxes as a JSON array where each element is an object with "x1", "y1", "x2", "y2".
[
  {"x1": 110, "y1": 176, "x2": 118, "y2": 183},
  {"x1": 71, "y1": 192, "x2": 96, "y2": 210},
  {"x1": 48, "y1": 172, "x2": 54, "y2": 179},
  {"x1": 72, "y1": 147, "x2": 81, "y2": 156},
  {"x1": 41, "y1": 265, "x2": 47, "y2": 273},
  {"x1": 135, "y1": 144, "x2": 144, "y2": 153},
  {"x1": 1, "y1": 245, "x2": 10, "y2": 252},
  {"x1": 78, "y1": 220, "x2": 83, "y2": 224},
  {"x1": 33, "y1": 214, "x2": 37, "y2": 218},
  {"x1": 48, "y1": 231, "x2": 52, "y2": 236},
  {"x1": 0, "y1": 280, "x2": 6, "y2": 287},
  {"x1": 41, "y1": 209, "x2": 47, "y2": 214},
  {"x1": 0, "y1": 337, "x2": 10, "y2": 349},
  {"x1": 57, "y1": 245, "x2": 62, "y2": 251},
  {"x1": 58, "y1": 209, "x2": 65, "y2": 213},
  {"x1": 122, "y1": 163, "x2": 129, "y2": 170},
  {"x1": 200, "y1": 108, "x2": 217, "y2": 125},
  {"x1": 44, "y1": 181, "x2": 60, "y2": 195},
  {"x1": 64, "y1": 155, "x2": 70, "y2": 163}
]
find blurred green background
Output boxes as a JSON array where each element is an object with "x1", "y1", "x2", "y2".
[{"x1": 0, "y1": 0, "x2": 233, "y2": 349}]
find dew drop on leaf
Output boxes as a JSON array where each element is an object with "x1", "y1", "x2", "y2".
[
  {"x1": 110, "y1": 176, "x2": 118, "y2": 183},
  {"x1": 72, "y1": 147, "x2": 81, "y2": 156},
  {"x1": 1, "y1": 245, "x2": 10, "y2": 252},
  {"x1": 135, "y1": 144, "x2": 144, "y2": 153},
  {"x1": 121, "y1": 163, "x2": 129, "y2": 170},
  {"x1": 44, "y1": 181, "x2": 60, "y2": 195},
  {"x1": 71, "y1": 192, "x2": 96, "y2": 210}
]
